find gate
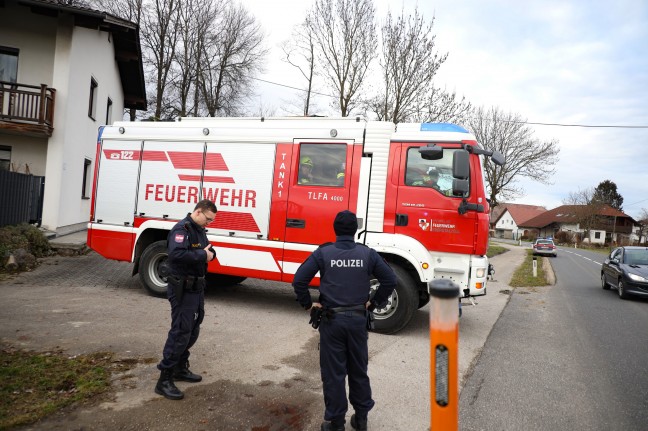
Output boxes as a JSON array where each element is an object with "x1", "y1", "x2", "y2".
[{"x1": 0, "y1": 170, "x2": 45, "y2": 227}]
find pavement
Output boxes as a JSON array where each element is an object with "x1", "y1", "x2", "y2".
[{"x1": 0, "y1": 235, "x2": 536, "y2": 430}]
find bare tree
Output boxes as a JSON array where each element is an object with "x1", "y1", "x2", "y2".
[
  {"x1": 636, "y1": 208, "x2": 648, "y2": 245},
  {"x1": 307, "y1": 0, "x2": 377, "y2": 116},
  {"x1": 199, "y1": 1, "x2": 267, "y2": 116},
  {"x1": 139, "y1": 0, "x2": 181, "y2": 120},
  {"x1": 281, "y1": 18, "x2": 318, "y2": 116},
  {"x1": 366, "y1": 7, "x2": 446, "y2": 123},
  {"x1": 412, "y1": 87, "x2": 473, "y2": 125},
  {"x1": 171, "y1": 0, "x2": 217, "y2": 117},
  {"x1": 468, "y1": 106, "x2": 560, "y2": 206}
]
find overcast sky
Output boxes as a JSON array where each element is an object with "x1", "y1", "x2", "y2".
[{"x1": 239, "y1": 0, "x2": 648, "y2": 219}]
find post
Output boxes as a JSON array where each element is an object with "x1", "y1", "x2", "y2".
[
  {"x1": 532, "y1": 257, "x2": 537, "y2": 277},
  {"x1": 429, "y1": 279, "x2": 459, "y2": 431}
]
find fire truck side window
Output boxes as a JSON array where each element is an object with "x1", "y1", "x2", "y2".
[
  {"x1": 405, "y1": 147, "x2": 465, "y2": 197},
  {"x1": 298, "y1": 143, "x2": 347, "y2": 186}
]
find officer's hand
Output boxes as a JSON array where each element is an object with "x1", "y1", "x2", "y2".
[
  {"x1": 309, "y1": 302, "x2": 322, "y2": 311},
  {"x1": 204, "y1": 245, "x2": 215, "y2": 262}
]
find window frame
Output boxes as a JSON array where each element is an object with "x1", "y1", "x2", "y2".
[
  {"x1": 0, "y1": 46, "x2": 19, "y2": 83},
  {"x1": 88, "y1": 78, "x2": 98, "y2": 120},
  {"x1": 82, "y1": 158, "x2": 92, "y2": 199}
]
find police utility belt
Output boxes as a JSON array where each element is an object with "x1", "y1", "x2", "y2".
[
  {"x1": 168, "y1": 275, "x2": 205, "y2": 302},
  {"x1": 309, "y1": 305, "x2": 374, "y2": 330}
]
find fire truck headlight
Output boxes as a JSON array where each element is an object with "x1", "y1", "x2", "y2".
[{"x1": 476, "y1": 268, "x2": 486, "y2": 278}]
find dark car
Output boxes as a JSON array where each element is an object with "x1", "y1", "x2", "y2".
[
  {"x1": 532, "y1": 238, "x2": 557, "y2": 257},
  {"x1": 601, "y1": 246, "x2": 648, "y2": 299}
]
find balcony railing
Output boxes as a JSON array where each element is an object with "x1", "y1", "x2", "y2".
[{"x1": 0, "y1": 81, "x2": 56, "y2": 137}]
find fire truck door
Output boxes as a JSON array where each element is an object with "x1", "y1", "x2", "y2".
[
  {"x1": 93, "y1": 139, "x2": 142, "y2": 226},
  {"x1": 284, "y1": 142, "x2": 354, "y2": 245}
]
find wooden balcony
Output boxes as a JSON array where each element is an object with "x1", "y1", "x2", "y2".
[{"x1": 0, "y1": 81, "x2": 56, "y2": 137}]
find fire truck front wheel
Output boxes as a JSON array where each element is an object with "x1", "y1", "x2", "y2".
[
  {"x1": 371, "y1": 264, "x2": 418, "y2": 334},
  {"x1": 139, "y1": 240, "x2": 169, "y2": 297}
]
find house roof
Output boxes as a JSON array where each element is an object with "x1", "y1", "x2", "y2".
[
  {"x1": 521, "y1": 204, "x2": 633, "y2": 228},
  {"x1": 18, "y1": 0, "x2": 147, "y2": 110},
  {"x1": 491, "y1": 203, "x2": 546, "y2": 226}
]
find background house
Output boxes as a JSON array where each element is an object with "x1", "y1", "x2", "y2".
[
  {"x1": 0, "y1": 0, "x2": 145, "y2": 235},
  {"x1": 520, "y1": 204, "x2": 636, "y2": 245},
  {"x1": 490, "y1": 203, "x2": 546, "y2": 239}
]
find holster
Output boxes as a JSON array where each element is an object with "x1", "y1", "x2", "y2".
[
  {"x1": 366, "y1": 311, "x2": 375, "y2": 331},
  {"x1": 309, "y1": 307, "x2": 324, "y2": 329},
  {"x1": 168, "y1": 275, "x2": 185, "y2": 303}
]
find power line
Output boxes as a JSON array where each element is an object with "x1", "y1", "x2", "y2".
[{"x1": 253, "y1": 76, "x2": 648, "y2": 129}]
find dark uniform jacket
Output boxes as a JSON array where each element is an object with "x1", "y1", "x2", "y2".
[
  {"x1": 167, "y1": 214, "x2": 210, "y2": 278},
  {"x1": 293, "y1": 236, "x2": 397, "y2": 309}
]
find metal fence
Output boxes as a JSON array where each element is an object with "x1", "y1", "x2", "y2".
[{"x1": 0, "y1": 170, "x2": 45, "y2": 227}]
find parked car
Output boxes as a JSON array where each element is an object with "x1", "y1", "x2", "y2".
[
  {"x1": 532, "y1": 238, "x2": 557, "y2": 257},
  {"x1": 601, "y1": 246, "x2": 648, "y2": 299}
]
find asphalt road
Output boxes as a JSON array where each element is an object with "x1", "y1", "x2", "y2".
[
  {"x1": 459, "y1": 246, "x2": 648, "y2": 431},
  {"x1": 0, "y1": 244, "x2": 524, "y2": 430}
]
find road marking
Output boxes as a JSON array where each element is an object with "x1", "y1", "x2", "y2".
[{"x1": 560, "y1": 249, "x2": 603, "y2": 266}]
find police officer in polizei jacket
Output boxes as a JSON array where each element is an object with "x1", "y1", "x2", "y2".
[
  {"x1": 155, "y1": 199, "x2": 217, "y2": 400},
  {"x1": 292, "y1": 210, "x2": 397, "y2": 430}
]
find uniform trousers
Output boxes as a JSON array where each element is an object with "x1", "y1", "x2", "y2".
[
  {"x1": 319, "y1": 311, "x2": 375, "y2": 423},
  {"x1": 158, "y1": 286, "x2": 204, "y2": 370}
]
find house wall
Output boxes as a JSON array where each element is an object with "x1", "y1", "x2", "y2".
[
  {"x1": 495, "y1": 211, "x2": 517, "y2": 239},
  {"x1": 40, "y1": 20, "x2": 126, "y2": 234},
  {"x1": 0, "y1": 2, "x2": 56, "y2": 175}
]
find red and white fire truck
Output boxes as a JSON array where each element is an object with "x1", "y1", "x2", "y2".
[{"x1": 87, "y1": 117, "x2": 504, "y2": 334}]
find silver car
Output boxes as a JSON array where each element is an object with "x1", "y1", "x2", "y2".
[{"x1": 532, "y1": 238, "x2": 557, "y2": 257}]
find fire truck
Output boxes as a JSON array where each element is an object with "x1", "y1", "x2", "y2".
[{"x1": 87, "y1": 117, "x2": 504, "y2": 334}]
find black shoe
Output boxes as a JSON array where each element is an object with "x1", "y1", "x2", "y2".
[
  {"x1": 321, "y1": 421, "x2": 345, "y2": 431},
  {"x1": 350, "y1": 414, "x2": 367, "y2": 430},
  {"x1": 173, "y1": 361, "x2": 202, "y2": 382},
  {"x1": 155, "y1": 369, "x2": 184, "y2": 400}
]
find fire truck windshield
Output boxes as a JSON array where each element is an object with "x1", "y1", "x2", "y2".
[{"x1": 405, "y1": 147, "x2": 465, "y2": 197}]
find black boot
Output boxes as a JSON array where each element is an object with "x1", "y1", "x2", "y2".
[
  {"x1": 321, "y1": 421, "x2": 345, "y2": 431},
  {"x1": 155, "y1": 369, "x2": 184, "y2": 400},
  {"x1": 350, "y1": 414, "x2": 367, "y2": 430},
  {"x1": 173, "y1": 360, "x2": 202, "y2": 382}
]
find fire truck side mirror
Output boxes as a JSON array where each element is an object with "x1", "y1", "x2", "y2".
[
  {"x1": 452, "y1": 179, "x2": 469, "y2": 196},
  {"x1": 419, "y1": 145, "x2": 443, "y2": 160},
  {"x1": 490, "y1": 150, "x2": 505, "y2": 166},
  {"x1": 452, "y1": 150, "x2": 469, "y2": 179}
]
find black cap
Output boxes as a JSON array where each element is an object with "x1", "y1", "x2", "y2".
[{"x1": 333, "y1": 210, "x2": 358, "y2": 236}]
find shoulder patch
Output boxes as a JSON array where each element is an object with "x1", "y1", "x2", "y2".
[{"x1": 174, "y1": 233, "x2": 185, "y2": 243}]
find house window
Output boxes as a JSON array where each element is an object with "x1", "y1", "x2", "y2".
[
  {"x1": 88, "y1": 78, "x2": 98, "y2": 120},
  {"x1": 82, "y1": 158, "x2": 92, "y2": 198},
  {"x1": 0, "y1": 145, "x2": 11, "y2": 171},
  {"x1": 106, "y1": 97, "x2": 113, "y2": 125},
  {"x1": 0, "y1": 46, "x2": 19, "y2": 83},
  {"x1": 595, "y1": 232, "x2": 601, "y2": 239}
]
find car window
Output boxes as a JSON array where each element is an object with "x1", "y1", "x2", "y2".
[
  {"x1": 610, "y1": 248, "x2": 622, "y2": 261},
  {"x1": 624, "y1": 249, "x2": 648, "y2": 265},
  {"x1": 536, "y1": 240, "x2": 553, "y2": 245}
]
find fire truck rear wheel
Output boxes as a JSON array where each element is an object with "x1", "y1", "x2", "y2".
[
  {"x1": 372, "y1": 264, "x2": 418, "y2": 334},
  {"x1": 139, "y1": 240, "x2": 169, "y2": 297}
]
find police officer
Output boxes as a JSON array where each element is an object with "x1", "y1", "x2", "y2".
[
  {"x1": 292, "y1": 210, "x2": 397, "y2": 430},
  {"x1": 155, "y1": 199, "x2": 217, "y2": 400}
]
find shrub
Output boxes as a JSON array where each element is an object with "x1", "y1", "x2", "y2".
[{"x1": 0, "y1": 223, "x2": 51, "y2": 262}]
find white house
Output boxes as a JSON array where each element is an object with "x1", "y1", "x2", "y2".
[
  {"x1": 491, "y1": 203, "x2": 547, "y2": 240},
  {"x1": 0, "y1": 0, "x2": 146, "y2": 235}
]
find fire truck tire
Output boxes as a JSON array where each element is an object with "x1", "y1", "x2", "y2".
[
  {"x1": 139, "y1": 240, "x2": 169, "y2": 297},
  {"x1": 206, "y1": 274, "x2": 247, "y2": 286},
  {"x1": 418, "y1": 291, "x2": 430, "y2": 309},
  {"x1": 372, "y1": 264, "x2": 418, "y2": 334}
]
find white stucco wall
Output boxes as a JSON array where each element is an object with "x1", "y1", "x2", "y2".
[{"x1": 40, "y1": 20, "x2": 126, "y2": 233}]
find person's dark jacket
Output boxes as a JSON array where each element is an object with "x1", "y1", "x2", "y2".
[
  {"x1": 167, "y1": 214, "x2": 209, "y2": 278},
  {"x1": 292, "y1": 235, "x2": 397, "y2": 309}
]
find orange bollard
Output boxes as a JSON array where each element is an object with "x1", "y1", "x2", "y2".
[{"x1": 429, "y1": 279, "x2": 459, "y2": 431}]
